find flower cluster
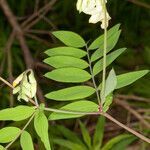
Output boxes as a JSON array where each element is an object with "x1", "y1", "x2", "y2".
[
  {"x1": 13, "y1": 69, "x2": 37, "y2": 102},
  {"x1": 76, "y1": 0, "x2": 111, "y2": 29}
]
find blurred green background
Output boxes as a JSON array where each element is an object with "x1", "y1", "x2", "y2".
[{"x1": 0, "y1": 0, "x2": 150, "y2": 149}]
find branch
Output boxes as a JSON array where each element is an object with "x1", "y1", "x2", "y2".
[
  {"x1": 115, "y1": 99, "x2": 150, "y2": 129},
  {"x1": 103, "y1": 112, "x2": 150, "y2": 143},
  {"x1": 0, "y1": 0, "x2": 33, "y2": 69},
  {"x1": 21, "y1": 0, "x2": 57, "y2": 28},
  {"x1": 128, "y1": 0, "x2": 150, "y2": 9},
  {"x1": 116, "y1": 94, "x2": 150, "y2": 103},
  {"x1": 1, "y1": 76, "x2": 149, "y2": 143}
]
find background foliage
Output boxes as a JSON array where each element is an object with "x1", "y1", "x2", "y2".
[{"x1": 0, "y1": 0, "x2": 150, "y2": 149}]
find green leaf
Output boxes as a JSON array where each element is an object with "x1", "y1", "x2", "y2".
[
  {"x1": 52, "y1": 31, "x2": 85, "y2": 48},
  {"x1": 101, "y1": 134, "x2": 135, "y2": 150},
  {"x1": 49, "y1": 100, "x2": 98, "y2": 120},
  {"x1": 79, "y1": 121, "x2": 91, "y2": 149},
  {"x1": 111, "y1": 136, "x2": 137, "y2": 150},
  {"x1": 89, "y1": 24, "x2": 121, "y2": 50},
  {"x1": 45, "y1": 86, "x2": 95, "y2": 101},
  {"x1": 45, "y1": 68, "x2": 91, "y2": 83},
  {"x1": 44, "y1": 56, "x2": 89, "y2": 69},
  {"x1": 0, "y1": 106, "x2": 35, "y2": 121},
  {"x1": 93, "y1": 48, "x2": 126, "y2": 76},
  {"x1": 56, "y1": 125, "x2": 85, "y2": 146},
  {"x1": 90, "y1": 30, "x2": 121, "y2": 62},
  {"x1": 0, "y1": 145, "x2": 4, "y2": 150},
  {"x1": 0, "y1": 127, "x2": 20, "y2": 143},
  {"x1": 53, "y1": 139, "x2": 84, "y2": 150},
  {"x1": 116, "y1": 70, "x2": 149, "y2": 89},
  {"x1": 93, "y1": 116, "x2": 105, "y2": 150},
  {"x1": 34, "y1": 110, "x2": 51, "y2": 150},
  {"x1": 104, "y1": 69, "x2": 117, "y2": 98},
  {"x1": 20, "y1": 131, "x2": 34, "y2": 150},
  {"x1": 45, "y1": 47, "x2": 86, "y2": 58},
  {"x1": 102, "y1": 94, "x2": 113, "y2": 112}
]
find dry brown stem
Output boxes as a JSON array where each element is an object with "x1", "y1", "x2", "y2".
[{"x1": 115, "y1": 99, "x2": 150, "y2": 129}]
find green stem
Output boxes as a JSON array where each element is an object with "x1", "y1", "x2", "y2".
[
  {"x1": 101, "y1": 0, "x2": 107, "y2": 103},
  {"x1": 86, "y1": 44, "x2": 101, "y2": 105},
  {"x1": 44, "y1": 107, "x2": 99, "y2": 115},
  {"x1": 34, "y1": 96, "x2": 39, "y2": 106},
  {"x1": 44, "y1": 106, "x2": 150, "y2": 143}
]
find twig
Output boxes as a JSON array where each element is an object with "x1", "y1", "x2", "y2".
[
  {"x1": 0, "y1": 56, "x2": 6, "y2": 76},
  {"x1": 0, "y1": 0, "x2": 33, "y2": 68},
  {"x1": 35, "y1": 62, "x2": 53, "y2": 71},
  {"x1": 23, "y1": 0, "x2": 57, "y2": 31},
  {"x1": 45, "y1": 106, "x2": 150, "y2": 143},
  {"x1": 115, "y1": 99, "x2": 150, "y2": 129},
  {"x1": 0, "y1": 77, "x2": 14, "y2": 89},
  {"x1": 103, "y1": 112, "x2": 150, "y2": 143},
  {"x1": 40, "y1": 15, "x2": 57, "y2": 30},
  {"x1": 137, "y1": 109, "x2": 150, "y2": 113},
  {"x1": 25, "y1": 33, "x2": 51, "y2": 47},
  {"x1": 21, "y1": 0, "x2": 57, "y2": 27},
  {"x1": 1, "y1": 75, "x2": 150, "y2": 143},
  {"x1": 34, "y1": 0, "x2": 40, "y2": 13},
  {"x1": 128, "y1": 0, "x2": 150, "y2": 9},
  {"x1": 26, "y1": 29, "x2": 50, "y2": 35},
  {"x1": 116, "y1": 94, "x2": 150, "y2": 103}
]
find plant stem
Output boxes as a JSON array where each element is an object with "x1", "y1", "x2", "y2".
[
  {"x1": 45, "y1": 106, "x2": 150, "y2": 143},
  {"x1": 86, "y1": 44, "x2": 101, "y2": 105},
  {"x1": 44, "y1": 107, "x2": 99, "y2": 115},
  {"x1": 0, "y1": 77, "x2": 13, "y2": 89},
  {"x1": 103, "y1": 112, "x2": 150, "y2": 143},
  {"x1": 34, "y1": 95, "x2": 39, "y2": 106},
  {"x1": 5, "y1": 112, "x2": 36, "y2": 149},
  {"x1": 101, "y1": 0, "x2": 107, "y2": 103}
]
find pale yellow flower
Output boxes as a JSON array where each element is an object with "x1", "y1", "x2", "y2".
[
  {"x1": 13, "y1": 70, "x2": 37, "y2": 102},
  {"x1": 76, "y1": 0, "x2": 111, "y2": 29}
]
